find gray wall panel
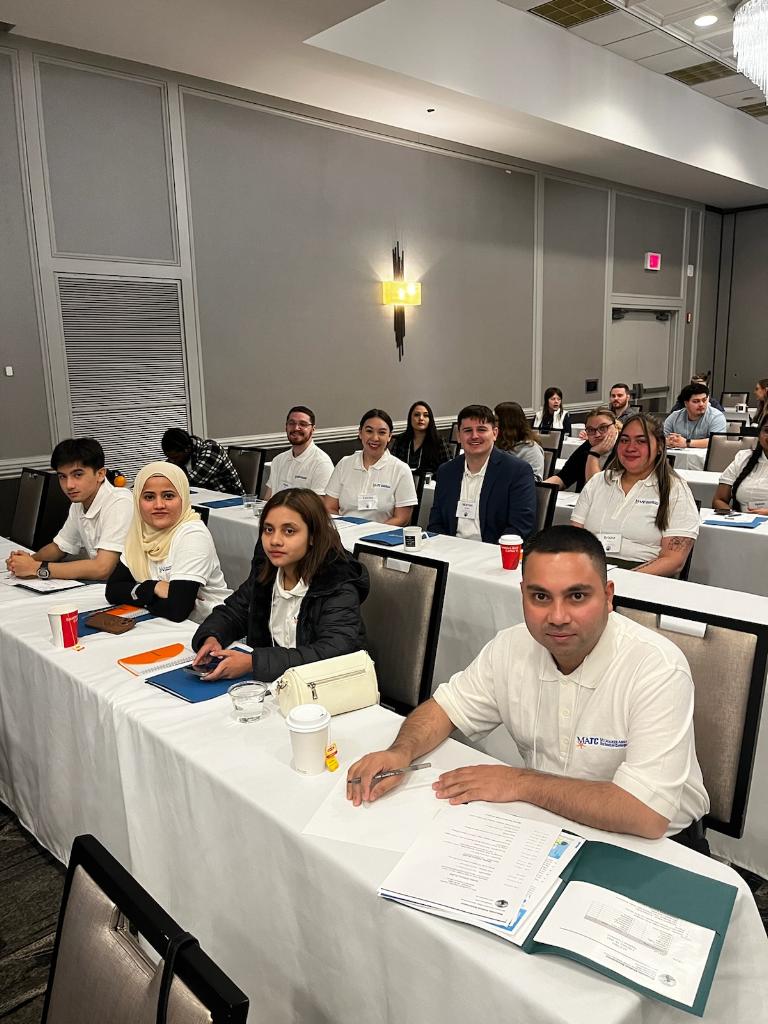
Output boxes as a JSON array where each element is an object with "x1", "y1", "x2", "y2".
[
  {"x1": 697, "y1": 210, "x2": 721, "y2": 380},
  {"x1": 613, "y1": 194, "x2": 685, "y2": 297},
  {"x1": 183, "y1": 94, "x2": 535, "y2": 433},
  {"x1": 725, "y1": 208, "x2": 768, "y2": 391},
  {"x1": 0, "y1": 53, "x2": 51, "y2": 460},
  {"x1": 682, "y1": 211, "x2": 698, "y2": 379},
  {"x1": 38, "y1": 61, "x2": 175, "y2": 260},
  {"x1": 541, "y1": 179, "x2": 608, "y2": 407}
]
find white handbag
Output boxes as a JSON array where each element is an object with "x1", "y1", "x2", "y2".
[{"x1": 275, "y1": 650, "x2": 379, "y2": 717}]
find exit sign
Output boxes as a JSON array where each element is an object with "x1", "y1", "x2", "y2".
[{"x1": 644, "y1": 252, "x2": 662, "y2": 271}]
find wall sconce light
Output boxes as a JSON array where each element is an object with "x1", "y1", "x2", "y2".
[{"x1": 382, "y1": 242, "x2": 421, "y2": 361}]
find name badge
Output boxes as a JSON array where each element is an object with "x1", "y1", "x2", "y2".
[
  {"x1": 358, "y1": 493, "x2": 378, "y2": 511},
  {"x1": 598, "y1": 532, "x2": 622, "y2": 554},
  {"x1": 456, "y1": 499, "x2": 476, "y2": 520}
]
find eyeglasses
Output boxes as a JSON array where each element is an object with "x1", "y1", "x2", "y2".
[
  {"x1": 286, "y1": 420, "x2": 312, "y2": 429},
  {"x1": 618, "y1": 435, "x2": 650, "y2": 446},
  {"x1": 584, "y1": 425, "x2": 612, "y2": 437}
]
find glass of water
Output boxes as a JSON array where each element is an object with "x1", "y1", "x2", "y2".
[
  {"x1": 243, "y1": 493, "x2": 257, "y2": 511},
  {"x1": 228, "y1": 681, "x2": 268, "y2": 723}
]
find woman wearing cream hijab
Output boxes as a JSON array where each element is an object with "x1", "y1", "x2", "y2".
[{"x1": 106, "y1": 461, "x2": 229, "y2": 623}]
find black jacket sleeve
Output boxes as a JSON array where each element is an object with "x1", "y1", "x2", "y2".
[
  {"x1": 558, "y1": 441, "x2": 591, "y2": 491},
  {"x1": 105, "y1": 560, "x2": 200, "y2": 623},
  {"x1": 191, "y1": 558, "x2": 255, "y2": 650}
]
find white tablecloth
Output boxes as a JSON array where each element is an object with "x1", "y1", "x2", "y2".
[
  {"x1": 0, "y1": 589, "x2": 766, "y2": 1024},
  {"x1": 666, "y1": 447, "x2": 707, "y2": 470}
]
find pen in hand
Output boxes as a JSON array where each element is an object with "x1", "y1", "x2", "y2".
[{"x1": 347, "y1": 762, "x2": 432, "y2": 786}]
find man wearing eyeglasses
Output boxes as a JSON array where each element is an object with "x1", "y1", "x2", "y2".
[{"x1": 264, "y1": 406, "x2": 334, "y2": 498}]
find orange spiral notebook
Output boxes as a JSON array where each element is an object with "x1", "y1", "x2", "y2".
[{"x1": 117, "y1": 643, "x2": 194, "y2": 676}]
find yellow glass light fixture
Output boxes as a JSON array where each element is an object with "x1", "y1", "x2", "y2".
[{"x1": 381, "y1": 280, "x2": 422, "y2": 305}]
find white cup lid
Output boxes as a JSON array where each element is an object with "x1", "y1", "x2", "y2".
[
  {"x1": 499, "y1": 534, "x2": 522, "y2": 545},
  {"x1": 286, "y1": 703, "x2": 331, "y2": 732}
]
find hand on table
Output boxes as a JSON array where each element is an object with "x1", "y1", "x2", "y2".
[
  {"x1": 748, "y1": 506, "x2": 768, "y2": 516},
  {"x1": 346, "y1": 749, "x2": 412, "y2": 806},
  {"x1": 433, "y1": 765, "x2": 522, "y2": 805},
  {"x1": 666, "y1": 433, "x2": 686, "y2": 449},
  {"x1": 6, "y1": 552, "x2": 40, "y2": 578}
]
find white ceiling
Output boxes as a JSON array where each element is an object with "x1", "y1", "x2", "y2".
[{"x1": 2, "y1": 0, "x2": 767, "y2": 207}]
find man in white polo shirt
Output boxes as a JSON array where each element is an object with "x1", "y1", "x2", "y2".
[
  {"x1": 264, "y1": 405, "x2": 333, "y2": 499},
  {"x1": 347, "y1": 525, "x2": 709, "y2": 850},
  {"x1": 5, "y1": 438, "x2": 133, "y2": 582}
]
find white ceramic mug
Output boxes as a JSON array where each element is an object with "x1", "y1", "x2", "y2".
[{"x1": 403, "y1": 526, "x2": 423, "y2": 551}]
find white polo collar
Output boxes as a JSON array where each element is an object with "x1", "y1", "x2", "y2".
[
  {"x1": 354, "y1": 449, "x2": 393, "y2": 472},
  {"x1": 82, "y1": 478, "x2": 114, "y2": 520}
]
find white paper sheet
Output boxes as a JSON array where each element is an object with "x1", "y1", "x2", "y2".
[
  {"x1": 534, "y1": 881, "x2": 715, "y2": 1007},
  {"x1": 0, "y1": 573, "x2": 85, "y2": 593}
]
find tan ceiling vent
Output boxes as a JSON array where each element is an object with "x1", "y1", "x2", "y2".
[
  {"x1": 530, "y1": 0, "x2": 614, "y2": 29},
  {"x1": 738, "y1": 102, "x2": 768, "y2": 117},
  {"x1": 666, "y1": 61, "x2": 736, "y2": 86}
]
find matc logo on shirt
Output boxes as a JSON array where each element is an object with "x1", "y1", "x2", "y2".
[{"x1": 576, "y1": 736, "x2": 628, "y2": 749}]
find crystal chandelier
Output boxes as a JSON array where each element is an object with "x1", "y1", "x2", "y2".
[{"x1": 733, "y1": 0, "x2": 768, "y2": 98}]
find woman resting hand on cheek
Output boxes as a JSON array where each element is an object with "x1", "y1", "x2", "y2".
[
  {"x1": 105, "y1": 462, "x2": 229, "y2": 623},
  {"x1": 191, "y1": 488, "x2": 369, "y2": 682}
]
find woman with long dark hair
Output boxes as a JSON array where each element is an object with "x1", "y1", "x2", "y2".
[
  {"x1": 191, "y1": 488, "x2": 369, "y2": 681},
  {"x1": 391, "y1": 400, "x2": 452, "y2": 474},
  {"x1": 752, "y1": 378, "x2": 768, "y2": 427},
  {"x1": 494, "y1": 401, "x2": 545, "y2": 479},
  {"x1": 571, "y1": 414, "x2": 699, "y2": 576},
  {"x1": 713, "y1": 419, "x2": 768, "y2": 515},
  {"x1": 533, "y1": 386, "x2": 572, "y2": 434}
]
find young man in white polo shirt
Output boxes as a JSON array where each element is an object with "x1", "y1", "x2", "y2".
[
  {"x1": 347, "y1": 525, "x2": 709, "y2": 850},
  {"x1": 264, "y1": 406, "x2": 333, "y2": 499},
  {"x1": 5, "y1": 438, "x2": 133, "y2": 582}
]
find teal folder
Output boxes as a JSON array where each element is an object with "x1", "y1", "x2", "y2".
[{"x1": 523, "y1": 841, "x2": 737, "y2": 1016}]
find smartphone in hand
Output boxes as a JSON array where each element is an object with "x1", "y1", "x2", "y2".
[{"x1": 184, "y1": 657, "x2": 221, "y2": 677}]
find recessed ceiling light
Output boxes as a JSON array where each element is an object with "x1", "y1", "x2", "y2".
[{"x1": 694, "y1": 14, "x2": 718, "y2": 26}]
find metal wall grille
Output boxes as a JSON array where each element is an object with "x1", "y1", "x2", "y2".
[{"x1": 58, "y1": 275, "x2": 190, "y2": 481}]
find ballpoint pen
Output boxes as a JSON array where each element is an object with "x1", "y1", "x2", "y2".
[{"x1": 347, "y1": 762, "x2": 432, "y2": 785}]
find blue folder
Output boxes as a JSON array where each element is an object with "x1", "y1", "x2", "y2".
[
  {"x1": 704, "y1": 514, "x2": 768, "y2": 529},
  {"x1": 144, "y1": 645, "x2": 253, "y2": 703},
  {"x1": 78, "y1": 606, "x2": 154, "y2": 638},
  {"x1": 198, "y1": 497, "x2": 244, "y2": 509},
  {"x1": 335, "y1": 515, "x2": 370, "y2": 525},
  {"x1": 360, "y1": 528, "x2": 437, "y2": 547}
]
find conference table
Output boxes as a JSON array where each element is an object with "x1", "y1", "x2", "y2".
[{"x1": 0, "y1": 563, "x2": 766, "y2": 1023}]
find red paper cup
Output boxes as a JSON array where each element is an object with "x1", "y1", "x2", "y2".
[
  {"x1": 499, "y1": 534, "x2": 523, "y2": 571},
  {"x1": 48, "y1": 605, "x2": 79, "y2": 649}
]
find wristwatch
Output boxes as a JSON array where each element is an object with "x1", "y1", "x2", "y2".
[
  {"x1": 686, "y1": 438, "x2": 691, "y2": 448},
  {"x1": 37, "y1": 561, "x2": 51, "y2": 580}
]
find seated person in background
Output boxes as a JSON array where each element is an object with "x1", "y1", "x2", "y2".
[
  {"x1": 608, "y1": 383, "x2": 633, "y2": 422},
  {"x1": 713, "y1": 419, "x2": 768, "y2": 515},
  {"x1": 664, "y1": 383, "x2": 726, "y2": 448},
  {"x1": 544, "y1": 406, "x2": 619, "y2": 492},
  {"x1": 428, "y1": 404, "x2": 535, "y2": 543},
  {"x1": 265, "y1": 405, "x2": 333, "y2": 499},
  {"x1": 106, "y1": 462, "x2": 229, "y2": 623},
  {"x1": 347, "y1": 526, "x2": 709, "y2": 849},
  {"x1": 390, "y1": 400, "x2": 452, "y2": 475},
  {"x1": 494, "y1": 401, "x2": 545, "y2": 480},
  {"x1": 571, "y1": 414, "x2": 699, "y2": 577},
  {"x1": 670, "y1": 375, "x2": 725, "y2": 414},
  {"x1": 161, "y1": 427, "x2": 244, "y2": 495},
  {"x1": 192, "y1": 488, "x2": 369, "y2": 681},
  {"x1": 751, "y1": 378, "x2": 768, "y2": 427},
  {"x1": 323, "y1": 409, "x2": 417, "y2": 525},
  {"x1": 5, "y1": 437, "x2": 132, "y2": 582},
  {"x1": 533, "y1": 386, "x2": 571, "y2": 435}
]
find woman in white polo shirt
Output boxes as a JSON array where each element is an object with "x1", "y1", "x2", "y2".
[
  {"x1": 713, "y1": 419, "x2": 768, "y2": 515},
  {"x1": 571, "y1": 414, "x2": 699, "y2": 576},
  {"x1": 323, "y1": 409, "x2": 418, "y2": 525},
  {"x1": 106, "y1": 461, "x2": 229, "y2": 623}
]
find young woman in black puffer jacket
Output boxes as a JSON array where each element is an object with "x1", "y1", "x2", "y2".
[{"x1": 191, "y1": 488, "x2": 369, "y2": 682}]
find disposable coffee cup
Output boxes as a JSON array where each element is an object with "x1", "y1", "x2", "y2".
[
  {"x1": 499, "y1": 534, "x2": 523, "y2": 571},
  {"x1": 403, "y1": 526, "x2": 423, "y2": 551},
  {"x1": 48, "y1": 604, "x2": 79, "y2": 649},
  {"x1": 286, "y1": 704, "x2": 331, "y2": 775}
]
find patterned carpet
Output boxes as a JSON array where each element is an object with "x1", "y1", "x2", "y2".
[{"x1": 1, "y1": 800, "x2": 767, "y2": 1022}]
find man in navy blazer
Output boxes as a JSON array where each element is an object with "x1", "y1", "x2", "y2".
[{"x1": 428, "y1": 404, "x2": 536, "y2": 543}]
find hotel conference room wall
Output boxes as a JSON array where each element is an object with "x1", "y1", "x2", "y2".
[{"x1": 0, "y1": 39, "x2": 732, "y2": 468}]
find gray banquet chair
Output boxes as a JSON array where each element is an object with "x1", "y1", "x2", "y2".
[
  {"x1": 534, "y1": 481, "x2": 559, "y2": 532},
  {"x1": 613, "y1": 597, "x2": 768, "y2": 838},
  {"x1": 530, "y1": 427, "x2": 564, "y2": 459},
  {"x1": 703, "y1": 433, "x2": 757, "y2": 474},
  {"x1": 226, "y1": 446, "x2": 266, "y2": 495},
  {"x1": 353, "y1": 543, "x2": 447, "y2": 716},
  {"x1": 42, "y1": 834, "x2": 248, "y2": 1024},
  {"x1": 10, "y1": 467, "x2": 70, "y2": 549},
  {"x1": 541, "y1": 448, "x2": 556, "y2": 479},
  {"x1": 720, "y1": 391, "x2": 749, "y2": 407}
]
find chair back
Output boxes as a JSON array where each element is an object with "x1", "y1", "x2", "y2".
[
  {"x1": 192, "y1": 505, "x2": 211, "y2": 526},
  {"x1": 226, "y1": 446, "x2": 266, "y2": 495},
  {"x1": 613, "y1": 599, "x2": 768, "y2": 837},
  {"x1": 10, "y1": 467, "x2": 70, "y2": 549},
  {"x1": 449, "y1": 420, "x2": 460, "y2": 443},
  {"x1": 721, "y1": 391, "x2": 749, "y2": 407},
  {"x1": 724, "y1": 419, "x2": 745, "y2": 433},
  {"x1": 353, "y1": 544, "x2": 447, "y2": 715},
  {"x1": 541, "y1": 448, "x2": 555, "y2": 479},
  {"x1": 628, "y1": 403, "x2": 643, "y2": 414},
  {"x1": 446, "y1": 440, "x2": 460, "y2": 459},
  {"x1": 534, "y1": 481, "x2": 559, "y2": 532},
  {"x1": 703, "y1": 432, "x2": 757, "y2": 473},
  {"x1": 530, "y1": 428, "x2": 564, "y2": 458},
  {"x1": 42, "y1": 834, "x2": 248, "y2": 1024}
]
